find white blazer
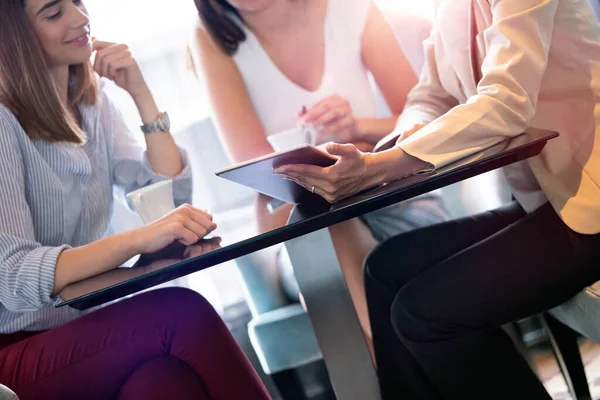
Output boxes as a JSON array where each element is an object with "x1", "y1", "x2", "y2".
[{"x1": 395, "y1": 0, "x2": 600, "y2": 234}]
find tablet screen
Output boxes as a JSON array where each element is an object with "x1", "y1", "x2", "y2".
[{"x1": 215, "y1": 145, "x2": 338, "y2": 204}]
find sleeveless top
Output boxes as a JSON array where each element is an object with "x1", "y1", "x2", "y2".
[{"x1": 232, "y1": 0, "x2": 377, "y2": 137}]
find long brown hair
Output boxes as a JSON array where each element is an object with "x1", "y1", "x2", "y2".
[
  {"x1": 194, "y1": 0, "x2": 246, "y2": 55},
  {"x1": 0, "y1": 0, "x2": 98, "y2": 144}
]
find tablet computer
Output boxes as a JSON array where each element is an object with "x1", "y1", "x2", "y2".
[{"x1": 215, "y1": 144, "x2": 338, "y2": 204}]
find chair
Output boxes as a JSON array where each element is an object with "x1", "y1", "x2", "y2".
[
  {"x1": 543, "y1": 312, "x2": 592, "y2": 400},
  {"x1": 543, "y1": 280, "x2": 600, "y2": 400},
  {"x1": 0, "y1": 385, "x2": 19, "y2": 400},
  {"x1": 237, "y1": 249, "x2": 322, "y2": 400}
]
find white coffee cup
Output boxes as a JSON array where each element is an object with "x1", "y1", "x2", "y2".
[
  {"x1": 267, "y1": 125, "x2": 318, "y2": 152},
  {"x1": 126, "y1": 180, "x2": 175, "y2": 224}
]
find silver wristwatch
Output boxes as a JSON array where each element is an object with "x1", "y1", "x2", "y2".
[{"x1": 141, "y1": 112, "x2": 170, "y2": 134}]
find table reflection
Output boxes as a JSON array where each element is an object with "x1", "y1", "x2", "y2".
[{"x1": 59, "y1": 238, "x2": 222, "y2": 302}]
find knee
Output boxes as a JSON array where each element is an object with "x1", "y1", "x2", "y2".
[
  {"x1": 390, "y1": 282, "x2": 450, "y2": 345},
  {"x1": 363, "y1": 251, "x2": 389, "y2": 293},
  {"x1": 363, "y1": 237, "x2": 410, "y2": 292},
  {"x1": 134, "y1": 288, "x2": 221, "y2": 326},
  {"x1": 117, "y1": 356, "x2": 207, "y2": 400},
  {"x1": 139, "y1": 287, "x2": 210, "y2": 307}
]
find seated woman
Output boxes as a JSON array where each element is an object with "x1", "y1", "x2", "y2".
[
  {"x1": 275, "y1": 0, "x2": 600, "y2": 398},
  {"x1": 189, "y1": 0, "x2": 448, "y2": 350},
  {"x1": 0, "y1": 1, "x2": 269, "y2": 399}
]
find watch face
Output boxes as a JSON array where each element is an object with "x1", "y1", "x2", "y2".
[
  {"x1": 161, "y1": 112, "x2": 170, "y2": 130},
  {"x1": 156, "y1": 112, "x2": 169, "y2": 132},
  {"x1": 142, "y1": 112, "x2": 170, "y2": 134}
]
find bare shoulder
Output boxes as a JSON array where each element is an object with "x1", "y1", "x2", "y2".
[
  {"x1": 191, "y1": 19, "x2": 225, "y2": 58},
  {"x1": 189, "y1": 17, "x2": 242, "y2": 85}
]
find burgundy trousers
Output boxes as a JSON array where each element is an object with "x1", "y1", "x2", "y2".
[{"x1": 0, "y1": 288, "x2": 270, "y2": 400}]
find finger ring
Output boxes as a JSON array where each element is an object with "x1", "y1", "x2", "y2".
[{"x1": 311, "y1": 186, "x2": 316, "y2": 194}]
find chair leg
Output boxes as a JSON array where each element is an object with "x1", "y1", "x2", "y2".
[
  {"x1": 271, "y1": 369, "x2": 309, "y2": 400},
  {"x1": 542, "y1": 313, "x2": 592, "y2": 400}
]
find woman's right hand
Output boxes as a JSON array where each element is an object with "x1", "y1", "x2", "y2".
[
  {"x1": 131, "y1": 204, "x2": 217, "y2": 254},
  {"x1": 300, "y1": 95, "x2": 357, "y2": 144}
]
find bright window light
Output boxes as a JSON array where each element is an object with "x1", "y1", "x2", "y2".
[{"x1": 85, "y1": 0, "x2": 198, "y2": 46}]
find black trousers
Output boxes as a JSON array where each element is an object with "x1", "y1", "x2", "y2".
[{"x1": 364, "y1": 202, "x2": 600, "y2": 400}]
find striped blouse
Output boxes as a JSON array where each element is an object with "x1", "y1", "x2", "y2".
[{"x1": 0, "y1": 82, "x2": 193, "y2": 334}]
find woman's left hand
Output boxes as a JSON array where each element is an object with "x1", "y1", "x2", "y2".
[
  {"x1": 92, "y1": 39, "x2": 148, "y2": 99},
  {"x1": 274, "y1": 143, "x2": 373, "y2": 203},
  {"x1": 300, "y1": 95, "x2": 357, "y2": 144}
]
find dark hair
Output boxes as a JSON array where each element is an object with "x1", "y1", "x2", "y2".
[
  {"x1": 194, "y1": 0, "x2": 246, "y2": 55},
  {"x1": 0, "y1": 0, "x2": 97, "y2": 144}
]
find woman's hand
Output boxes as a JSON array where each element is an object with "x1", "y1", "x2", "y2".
[
  {"x1": 92, "y1": 39, "x2": 148, "y2": 99},
  {"x1": 274, "y1": 143, "x2": 377, "y2": 203},
  {"x1": 301, "y1": 95, "x2": 357, "y2": 144},
  {"x1": 93, "y1": 38, "x2": 185, "y2": 176},
  {"x1": 274, "y1": 142, "x2": 431, "y2": 203},
  {"x1": 131, "y1": 204, "x2": 217, "y2": 255}
]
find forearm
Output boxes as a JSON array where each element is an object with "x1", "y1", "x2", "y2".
[
  {"x1": 53, "y1": 231, "x2": 140, "y2": 296},
  {"x1": 355, "y1": 117, "x2": 398, "y2": 145},
  {"x1": 228, "y1": 140, "x2": 274, "y2": 164},
  {"x1": 255, "y1": 194, "x2": 293, "y2": 234},
  {"x1": 363, "y1": 146, "x2": 430, "y2": 187},
  {"x1": 132, "y1": 87, "x2": 184, "y2": 177}
]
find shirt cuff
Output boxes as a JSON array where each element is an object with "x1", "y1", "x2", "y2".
[
  {"x1": 18, "y1": 245, "x2": 70, "y2": 308},
  {"x1": 396, "y1": 118, "x2": 473, "y2": 171},
  {"x1": 394, "y1": 109, "x2": 439, "y2": 134}
]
